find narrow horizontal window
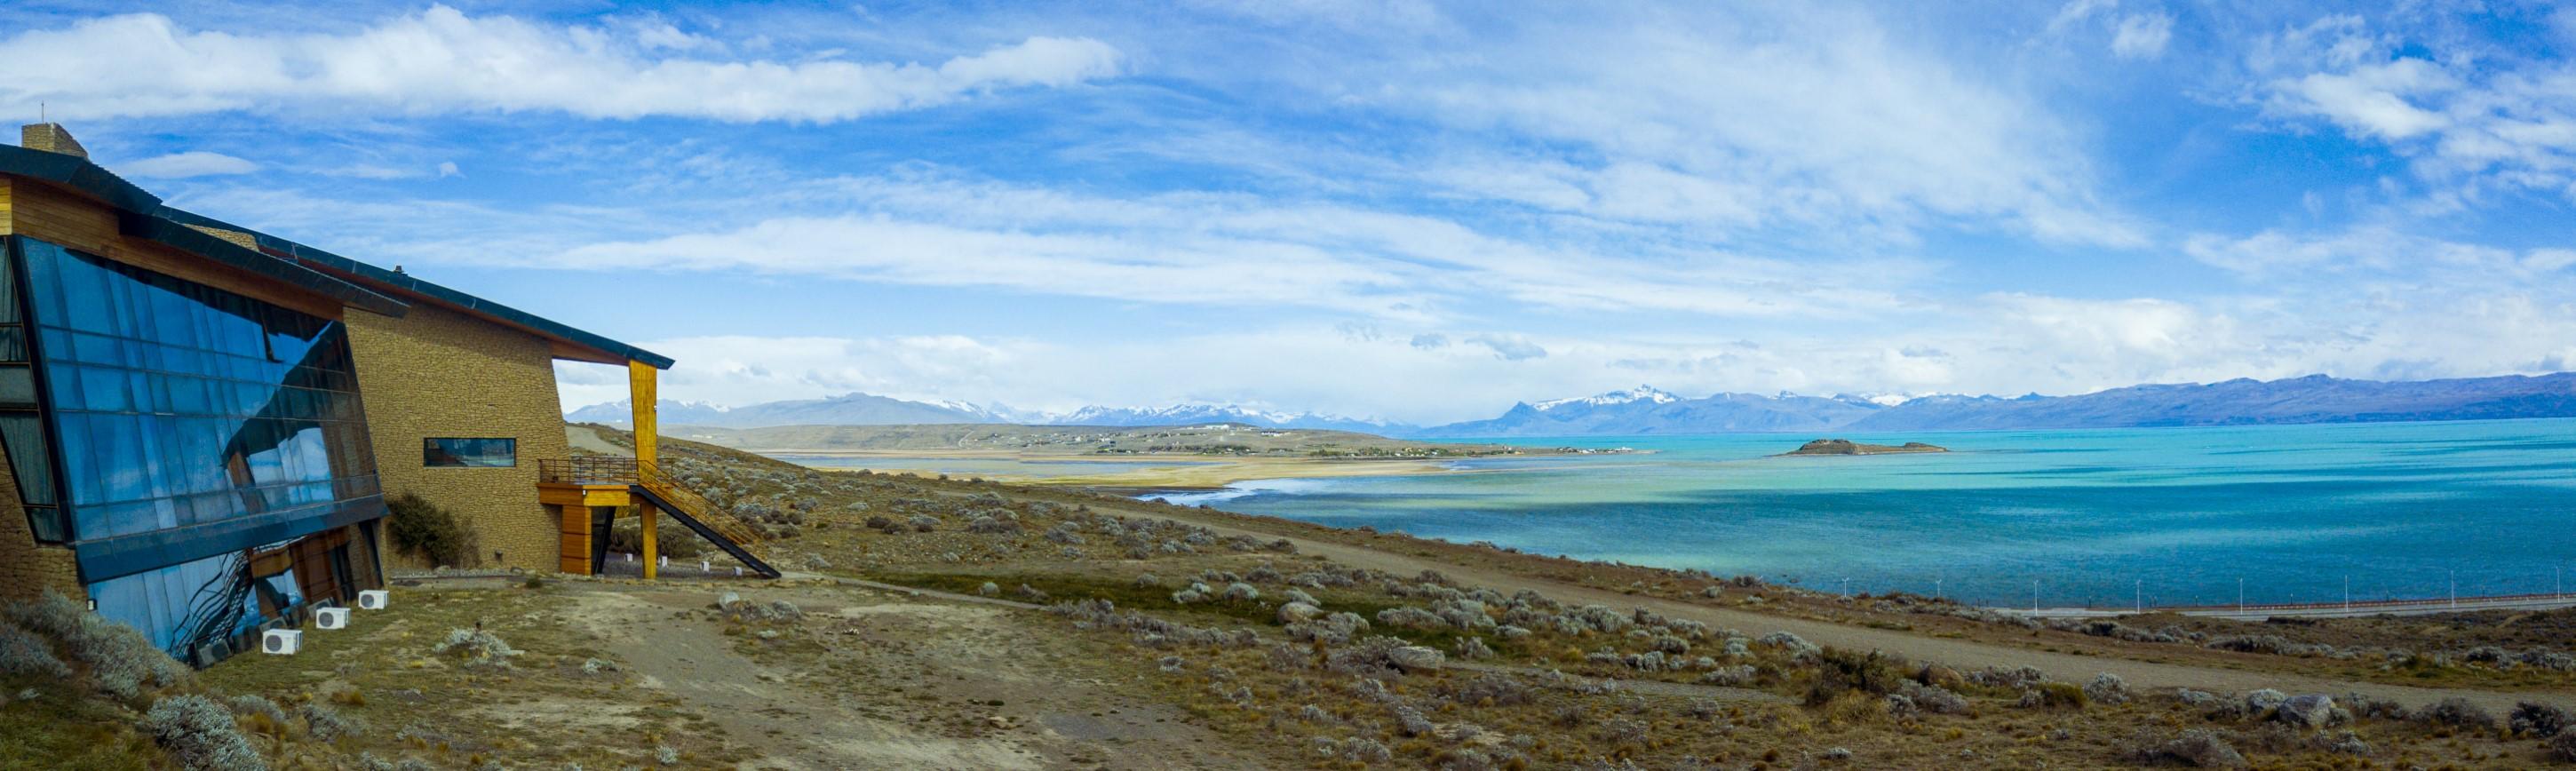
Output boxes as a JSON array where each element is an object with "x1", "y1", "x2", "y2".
[{"x1": 424, "y1": 437, "x2": 515, "y2": 468}]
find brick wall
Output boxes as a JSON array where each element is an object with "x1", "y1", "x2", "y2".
[
  {"x1": 0, "y1": 442, "x2": 86, "y2": 603},
  {"x1": 344, "y1": 302, "x2": 574, "y2": 573}
]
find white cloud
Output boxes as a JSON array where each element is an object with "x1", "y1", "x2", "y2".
[
  {"x1": 0, "y1": 5, "x2": 1121, "y2": 122},
  {"x1": 2247, "y1": 15, "x2": 2576, "y2": 203},
  {"x1": 2111, "y1": 13, "x2": 2174, "y2": 60},
  {"x1": 1284, "y1": 4, "x2": 2150, "y2": 248},
  {"x1": 118, "y1": 151, "x2": 258, "y2": 179}
]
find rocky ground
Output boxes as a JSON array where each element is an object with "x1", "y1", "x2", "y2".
[{"x1": 4, "y1": 428, "x2": 2575, "y2": 768}]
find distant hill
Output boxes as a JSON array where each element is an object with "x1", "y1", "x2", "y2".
[
  {"x1": 568, "y1": 393, "x2": 1022, "y2": 428},
  {"x1": 575, "y1": 373, "x2": 2576, "y2": 437},
  {"x1": 660, "y1": 422, "x2": 1528, "y2": 458},
  {"x1": 569, "y1": 393, "x2": 1406, "y2": 433},
  {"x1": 1414, "y1": 373, "x2": 2576, "y2": 436},
  {"x1": 1845, "y1": 372, "x2": 2576, "y2": 431},
  {"x1": 1053, "y1": 404, "x2": 1409, "y2": 433},
  {"x1": 1412, "y1": 386, "x2": 1881, "y2": 437}
]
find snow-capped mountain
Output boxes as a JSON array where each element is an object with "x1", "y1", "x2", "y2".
[
  {"x1": 1415, "y1": 386, "x2": 1882, "y2": 437},
  {"x1": 567, "y1": 393, "x2": 1024, "y2": 428},
  {"x1": 1052, "y1": 403, "x2": 1408, "y2": 433},
  {"x1": 1529, "y1": 385, "x2": 1681, "y2": 411},
  {"x1": 568, "y1": 373, "x2": 2576, "y2": 436}
]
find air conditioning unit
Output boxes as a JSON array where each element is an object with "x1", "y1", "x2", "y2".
[
  {"x1": 356, "y1": 590, "x2": 389, "y2": 610},
  {"x1": 314, "y1": 607, "x2": 351, "y2": 630},
  {"x1": 261, "y1": 629, "x2": 302, "y2": 656}
]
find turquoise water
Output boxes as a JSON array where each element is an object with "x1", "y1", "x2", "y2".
[{"x1": 1143, "y1": 419, "x2": 2576, "y2": 608}]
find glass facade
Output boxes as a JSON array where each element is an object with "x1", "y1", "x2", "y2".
[
  {"x1": 4, "y1": 237, "x2": 387, "y2": 659},
  {"x1": 425, "y1": 437, "x2": 515, "y2": 467},
  {"x1": 20, "y1": 239, "x2": 380, "y2": 540}
]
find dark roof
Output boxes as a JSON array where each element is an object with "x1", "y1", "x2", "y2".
[
  {"x1": 0, "y1": 145, "x2": 408, "y2": 316},
  {"x1": 0, "y1": 143, "x2": 672, "y2": 369},
  {"x1": 155, "y1": 207, "x2": 675, "y2": 369}
]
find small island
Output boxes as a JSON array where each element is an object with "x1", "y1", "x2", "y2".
[{"x1": 1785, "y1": 438, "x2": 1951, "y2": 456}]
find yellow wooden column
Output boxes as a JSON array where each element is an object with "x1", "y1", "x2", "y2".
[
  {"x1": 630, "y1": 360, "x2": 660, "y2": 579},
  {"x1": 630, "y1": 360, "x2": 659, "y2": 467},
  {"x1": 638, "y1": 499, "x2": 659, "y2": 580}
]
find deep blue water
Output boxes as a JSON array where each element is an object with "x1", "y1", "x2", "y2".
[{"x1": 1142, "y1": 419, "x2": 2576, "y2": 608}]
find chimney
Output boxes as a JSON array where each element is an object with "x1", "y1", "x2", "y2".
[{"x1": 21, "y1": 123, "x2": 87, "y2": 159}]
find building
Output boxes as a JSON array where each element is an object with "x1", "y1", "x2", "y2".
[{"x1": 0, "y1": 124, "x2": 763, "y2": 667}]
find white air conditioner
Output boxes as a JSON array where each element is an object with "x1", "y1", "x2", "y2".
[
  {"x1": 314, "y1": 607, "x2": 350, "y2": 630},
  {"x1": 262, "y1": 629, "x2": 302, "y2": 656},
  {"x1": 355, "y1": 590, "x2": 389, "y2": 610}
]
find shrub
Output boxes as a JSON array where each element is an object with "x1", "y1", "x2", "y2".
[
  {"x1": 2084, "y1": 672, "x2": 2132, "y2": 704},
  {"x1": 225, "y1": 695, "x2": 287, "y2": 727},
  {"x1": 432, "y1": 629, "x2": 516, "y2": 671},
  {"x1": 142, "y1": 694, "x2": 265, "y2": 771},
  {"x1": 608, "y1": 520, "x2": 705, "y2": 560},
  {"x1": 2413, "y1": 697, "x2": 2494, "y2": 730},
  {"x1": 2121, "y1": 727, "x2": 2245, "y2": 768},
  {"x1": 2552, "y1": 731, "x2": 2576, "y2": 763},
  {"x1": 5, "y1": 592, "x2": 187, "y2": 700},
  {"x1": 2032, "y1": 681, "x2": 2087, "y2": 710},
  {"x1": 2512, "y1": 701, "x2": 2574, "y2": 738},
  {"x1": 302, "y1": 703, "x2": 363, "y2": 740},
  {"x1": 0, "y1": 622, "x2": 70, "y2": 679},
  {"x1": 1805, "y1": 648, "x2": 1910, "y2": 706},
  {"x1": 386, "y1": 493, "x2": 477, "y2": 568}
]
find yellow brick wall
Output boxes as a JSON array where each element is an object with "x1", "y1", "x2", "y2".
[
  {"x1": 344, "y1": 302, "x2": 574, "y2": 573},
  {"x1": 0, "y1": 441, "x2": 87, "y2": 603}
]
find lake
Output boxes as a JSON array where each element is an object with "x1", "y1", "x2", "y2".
[{"x1": 1138, "y1": 419, "x2": 2576, "y2": 608}]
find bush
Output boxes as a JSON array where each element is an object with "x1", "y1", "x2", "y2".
[
  {"x1": 301, "y1": 703, "x2": 362, "y2": 740},
  {"x1": 2122, "y1": 727, "x2": 2246, "y2": 768},
  {"x1": 2084, "y1": 672, "x2": 2132, "y2": 704},
  {"x1": 2512, "y1": 701, "x2": 2574, "y2": 738},
  {"x1": 0, "y1": 622, "x2": 70, "y2": 679},
  {"x1": 608, "y1": 519, "x2": 705, "y2": 560},
  {"x1": 432, "y1": 629, "x2": 516, "y2": 672},
  {"x1": 142, "y1": 694, "x2": 264, "y2": 771},
  {"x1": 2032, "y1": 681, "x2": 2088, "y2": 711},
  {"x1": 1805, "y1": 648, "x2": 1911, "y2": 706},
  {"x1": 224, "y1": 695, "x2": 287, "y2": 727},
  {"x1": 5, "y1": 592, "x2": 187, "y2": 700},
  {"x1": 2551, "y1": 731, "x2": 2576, "y2": 763},
  {"x1": 2413, "y1": 697, "x2": 2494, "y2": 730},
  {"x1": 386, "y1": 493, "x2": 477, "y2": 568}
]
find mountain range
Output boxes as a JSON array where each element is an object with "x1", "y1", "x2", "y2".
[{"x1": 567, "y1": 372, "x2": 2576, "y2": 436}]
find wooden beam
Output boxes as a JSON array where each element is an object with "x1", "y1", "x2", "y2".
[
  {"x1": 639, "y1": 499, "x2": 659, "y2": 580},
  {"x1": 630, "y1": 360, "x2": 658, "y2": 466}
]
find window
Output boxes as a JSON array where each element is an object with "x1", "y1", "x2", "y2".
[{"x1": 424, "y1": 437, "x2": 515, "y2": 467}]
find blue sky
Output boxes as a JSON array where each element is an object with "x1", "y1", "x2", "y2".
[{"x1": 3, "y1": 1, "x2": 2572, "y2": 424}]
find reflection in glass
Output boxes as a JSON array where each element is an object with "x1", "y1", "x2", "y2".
[
  {"x1": 16, "y1": 238, "x2": 385, "y2": 658},
  {"x1": 424, "y1": 437, "x2": 516, "y2": 467}
]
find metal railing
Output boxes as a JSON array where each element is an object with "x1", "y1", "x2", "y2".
[
  {"x1": 535, "y1": 456, "x2": 767, "y2": 556},
  {"x1": 537, "y1": 457, "x2": 641, "y2": 485}
]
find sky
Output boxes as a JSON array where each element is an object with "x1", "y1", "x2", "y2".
[{"x1": 2, "y1": 0, "x2": 2573, "y2": 425}]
